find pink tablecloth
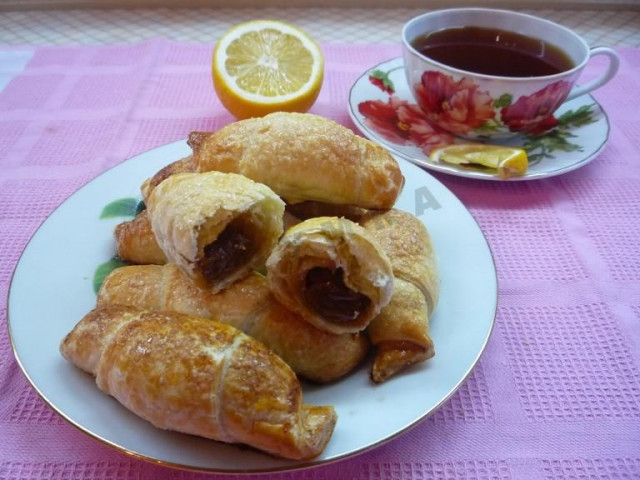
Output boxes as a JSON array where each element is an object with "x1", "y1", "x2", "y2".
[{"x1": 1, "y1": 40, "x2": 640, "y2": 479}]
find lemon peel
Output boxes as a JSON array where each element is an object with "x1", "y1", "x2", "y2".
[
  {"x1": 430, "y1": 144, "x2": 528, "y2": 179},
  {"x1": 212, "y1": 20, "x2": 324, "y2": 119}
]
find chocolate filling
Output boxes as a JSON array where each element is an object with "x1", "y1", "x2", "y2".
[
  {"x1": 199, "y1": 222, "x2": 254, "y2": 284},
  {"x1": 303, "y1": 267, "x2": 371, "y2": 323}
]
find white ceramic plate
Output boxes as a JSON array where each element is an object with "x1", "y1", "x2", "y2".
[
  {"x1": 348, "y1": 57, "x2": 610, "y2": 180},
  {"x1": 8, "y1": 140, "x2": 497, "y2": 474}
]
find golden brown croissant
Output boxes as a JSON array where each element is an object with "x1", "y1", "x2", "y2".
[
  {"x1": 286, "y1": 201, "x2": 368, "y2": 223},
  {"x1": 186, "y1": 112, "x2": 404, "y2": 209},
  {"x1": 266, "y1": 217, "x2": 394, "y2": 335},
  {"x1": 141, "y1": 155, "x2": 198, "y2": 202},
  {"x1": 97, "y1": 263, "x2": 369, "y2": 383},
  {"x1": 359, "y1": 209, "x2": 439, "y2": 383},
  {"x1": 114, "y1": 210, "x2": 167, "y2": 265},
  {"x1": 114, "y1": 208, "x2": 301, "y2": 266},
  {"x1": 60, "y1": 305, "x2": 337, "y2": 460},
  {"x1": 147, "y1": 171, "x2": 285, "y2": 292}
]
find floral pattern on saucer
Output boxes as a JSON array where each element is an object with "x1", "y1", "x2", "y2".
[
  {"x1": 406, "y1": 70, "x2": 573, "y2": 139},
  {"x1": 348, "y1": 58, "x2": 610, "y2": 180}
]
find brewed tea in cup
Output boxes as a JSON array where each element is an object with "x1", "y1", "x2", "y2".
[{"x1": 402, "y1": 8, "x2": 619, "y2": 140}]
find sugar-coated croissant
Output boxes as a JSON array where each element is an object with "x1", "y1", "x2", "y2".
[
  {"x1": 60, "y1": 305, "x2": 337, "y2": 460},
  {"x1": 141, "y1": 155, "x2": 198, "y2": 202},
  {"x1": 285, "y1": 201, "x2": 368, "y2": 223},
  {"x1": 147, "y1": 171, "x2": 285, "y2": 292},
  {"x1": 97, "y1": 264, "x2": 370, "y2": 383},
  {"x1": 359, "y1": 209, "x2": 439, "y2": 383},
  {"x1": 186, "y1": 112, "x2": 404, "y2": 209},
  {"x1": 114, "y1": 210, "x2": 168, "y2": 265},
  {"x1": 266, "y1": 217, "x2": 394, "y2": 335},
  {"x1": 114, "y1": 208, "x2": 301, "y2": 266}
]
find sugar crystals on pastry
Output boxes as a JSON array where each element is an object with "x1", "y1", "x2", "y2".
[
  {"x1": 114, "y1": 206, "x2": 301, "y2": 267},
  {"x1": 60, "y1": 305, "x2": 337, "y2": 460},
  {"x1": 114, "y1": 209, "x2": 167, "y2": 265},
  {"x1": 141, "y1": 155, "x2": 198, "y2": 203},
  {"x1": 359, "y1": 209, "x2": 439, "y2": 383},
  {"x1": 97, "y1": 263, "x2": 370, "y2": 383},
  {"x1": 266, "y1": 216, "x2": 394, "y2": 335},
  {"x1": 146, "y1": 171, "x2": 285, "y2": 292},
  {"x1": 187, "y1": 112, "x2": 405, "y2": 210}
]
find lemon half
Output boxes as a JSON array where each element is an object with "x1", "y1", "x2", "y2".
[
  {"x1": 212, "y1": 20, "x2": 324, "y2": 119},
  {"x1": 430, "y1": 144, "x2": 528, "y2": 179}
]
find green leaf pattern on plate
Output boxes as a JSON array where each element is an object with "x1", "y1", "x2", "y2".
[
  {"x1": 99, "y1": 198, "x2": 145, "y2": 219},
  {"x1": 94, "y1": 197, "x2": 147, "y2": 294},
  {"x1": 93, "y1": 256, "x2": 127, "y2": 294}
]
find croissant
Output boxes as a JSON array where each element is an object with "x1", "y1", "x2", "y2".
[
  {"x1": 147, "y1": 171, "x2": 285, "y2": 292},
  {"x1": 185, "y1": 112, "x2": 404, "y2": 209},
  {"x1": 266, "y1": 217, "x2": 394, "y2": 335},
  {"x1": 60, "y1": 305, "x2": 337, "y2": 460},
  {"x1": 97, "y1": 263, "x2": 370, "y2": 383},
  {"x1": 285, "y1": 201, "x2": 368, "y2": 223},
  {"x1": 114, "y1": 210, "x2": 167, "y2": 265},
  {"x1": 359, "y1": 209, "x2": 439, "y2": 383},
  {"x1": 114, "y1": 208, "x2": 301, "y2": 266},
  {"x1": 141, "y1": 155, "x2": 198, "y2": 202}
]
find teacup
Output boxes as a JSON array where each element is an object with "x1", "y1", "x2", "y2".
[{"x1": 402, "y1": 8, "x2": 620, "y2": 141}]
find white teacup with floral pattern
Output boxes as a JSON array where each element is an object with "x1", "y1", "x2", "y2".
[{"x1": 402, "y1": 8, "x2": 619, "y2": 141}]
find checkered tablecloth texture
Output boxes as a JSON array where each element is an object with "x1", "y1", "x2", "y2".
[
  {"x1": 0, "y1": 8, "x2": 639, "y2": 47},
  {"x1": 1, "y1": 38, "x2": 640, "y2": 479}
]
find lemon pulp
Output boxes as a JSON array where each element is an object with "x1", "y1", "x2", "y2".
[
  {"x1": 430, "y1": 144, "x2": 528, "y2": 179},
  {"x1": 213, "y1": 20, "x2": 324, "y2": 119}
]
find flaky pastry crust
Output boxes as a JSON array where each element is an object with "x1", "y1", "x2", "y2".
[
  {"x1": 359, "y1": 209, "x2": 439, "y2": 382},
  {"x1": 187, "y1": 112, "x2": 404, "y2": 209},
  {"x1": 147, "y1": 171, "x2": 285, "y2": 292},
  {"x1": 60, "y1": 305, "x2": 337, "y2": 460},
  {"x1": 266, "y1": 217, "x2": 394, "y2": 335},
  {"x1": 97, "y1": 264, "x2": 370, "y2": 383}
]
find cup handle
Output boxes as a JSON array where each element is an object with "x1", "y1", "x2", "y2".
[{"x1": 566, "y1": 46, "x2": 620, "y2": 101}]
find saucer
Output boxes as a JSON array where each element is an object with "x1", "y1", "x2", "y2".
[{"x1": 348, "y1": 57, "x2": 611, "y2": 181}]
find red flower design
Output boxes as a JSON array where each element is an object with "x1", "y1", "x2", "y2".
[
  {"x1": 358, "y1": 96, "x2": 410, "y2": 144},
  {"x1": 414, "y1": 72, "x2": 495, "y2": 136},
  {"x1": 528, "y1": 114, "x2": 559, "y2": 135},
  {"x1": 369, "y1": 73, "x2": 394, "y2": 94},
  {"x1": 500, "y1": 81, "x2": 571, "y2": 133},
  {"x1": 358, "y1": 96, "x2": 454, "y2": 154},
  {"x1": 397, "y1": 102, "x2": 455, "y2": 154}
]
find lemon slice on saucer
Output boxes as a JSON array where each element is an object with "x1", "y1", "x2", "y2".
[
  {"x1": 212, "y1": 20, "x2": 324, "y2": 119},
  {"x1": 430, "y1": 144, "x2": 528, "y2": 179}
]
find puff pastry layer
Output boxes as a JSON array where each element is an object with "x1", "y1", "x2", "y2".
[
  {"x1": 141, "y1": 155, "x2": 198, "y2": 202},
  {"x1": 114, "y1": 208, "x2": 301, "y2": 266},
  {"x1": 60, "y1": 305, "x2": 337, "y2": 460},
  {"x1": 114, "y1": 209, "x2": 167, "y2": 265},
  {"x1": 147, "y1": 171, "x2": 285, "y2": 292},
  {"x1": 266, "y1": 217, "x2": 394, "y2": 335},
  {"x1": 359, "y1": 209, "x2": 439, "y2": 382},
  {"x1": 97, "y1": 264, "x2": 370, "y2": 383},
  {"x1": 187, "y1": 112, "x2": 404, "y2": 209}
]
